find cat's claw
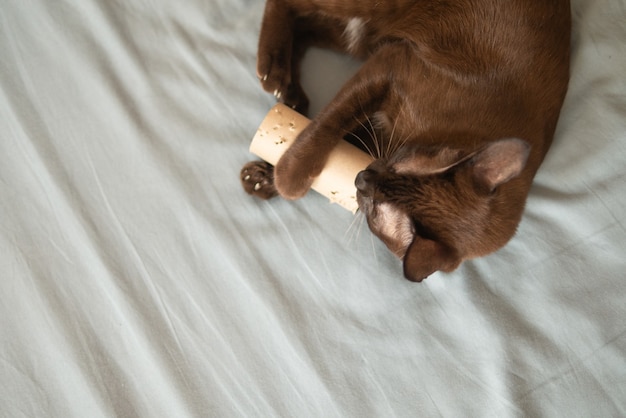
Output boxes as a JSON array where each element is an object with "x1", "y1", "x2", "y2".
[
  {"x1": 240, "y1": 161, "x2": 278, "y2": 200},
  {"x1": 257, "y1": 51, "x2": 290, "y2": 97},
  {"x1": 257, "y1": 51, "x2": 308, "y2": 113}
]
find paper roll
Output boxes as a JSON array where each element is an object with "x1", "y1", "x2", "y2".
[{"x1": 250, "y1": 103, "x2": 374, "y2": 212}]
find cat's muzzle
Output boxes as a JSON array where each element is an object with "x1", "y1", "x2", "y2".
[{"x1": 355, "y1": 169, "x2": 376, "y2": 197}]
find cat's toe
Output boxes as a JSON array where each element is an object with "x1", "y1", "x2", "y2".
[
  {"x1": 283, "y1": 83, "x2": 310, "y2": 115},
  {"x1": 257, "y1": 52, "x2": 291, "y2": 100},
  {"x1": 241, "y1": 161, "x2": 278, "y2": 200}
]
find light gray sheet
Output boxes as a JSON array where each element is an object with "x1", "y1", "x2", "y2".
[{"x1": 1, "y1": 0, "x2": 625, "y2": 416}]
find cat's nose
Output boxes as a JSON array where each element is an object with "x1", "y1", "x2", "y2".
[{"x1": 355, "y1": 169, "x2": 375, "y2": 196}]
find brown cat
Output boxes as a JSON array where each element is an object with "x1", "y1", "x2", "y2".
[{"x1": 241, "y1": 0, "x2": 571, "y2": 281}]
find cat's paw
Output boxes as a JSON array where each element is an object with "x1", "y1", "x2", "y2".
[
  {"x1": 273, "y1": 153, "x2": 318, "y2": 200},
  {"x1": 282, "y1": 83, "x2": 310, "y2": 115},
  {"x1": 240, "y1": 161, "x2": 278, "y2": 200},
  {"x1": 257, "y1": 57, "x2": 310, "y2": 113},
  {"x1": 257, "y1": 50, "x2": 291, "y2": 102}
]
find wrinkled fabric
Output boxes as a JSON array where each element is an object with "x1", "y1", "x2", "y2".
[{"x1": 1, "y1": 0, "x2": 625, "y2": 416}]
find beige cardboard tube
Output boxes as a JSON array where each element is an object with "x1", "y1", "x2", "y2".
[{"x1": 250, "y1": 103, "x2": 374, "y2": 212}]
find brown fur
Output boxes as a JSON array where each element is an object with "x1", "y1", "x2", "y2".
[{"x1": 241, "y1": 0, "x2": 570, "y2": 281}]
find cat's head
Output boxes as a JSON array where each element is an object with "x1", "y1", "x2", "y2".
[{"x1": 355, "y1": 137, "x2": 530, "y2": 281}]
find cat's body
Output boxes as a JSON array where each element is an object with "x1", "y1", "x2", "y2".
[{"x1": 241, "y1": 0, "x2": 571, "y2": 281}]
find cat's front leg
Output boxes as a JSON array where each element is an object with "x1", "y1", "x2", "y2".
[
  {"x1": 257, "y1": 0, "x2": 295, "y2": 103},
  {"x1": 273, "y1": 47, "x2": 394, "y2": 199},
  {"x1": 273, "y1": 121, "x2": 330, "y2": 199}
]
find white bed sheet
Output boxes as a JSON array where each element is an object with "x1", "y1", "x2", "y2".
[{"x1": 1, "y1": 0, "x2": 625, "y2": 416}]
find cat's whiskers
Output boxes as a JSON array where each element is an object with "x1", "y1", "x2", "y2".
[
  {"x1": 363, "y1": 112, "x2": 382, "y2": 159},
  {"x1": 384, "y1": 103, "x2": 407, "y2": 159},
  {"x1": 346, "y1": 129, "x2": 375, "y2": 159},
  {"x1": 389, "y1": 131, "x2": 413, "y2": 158},
  {"x1": 369, "y1": 228, "x2": 380, "y2": 266},
  {"x1": 354, "y1": 99, "x2": 382, "y2": 159},
  {"x1": 344, "y1": 210, "x2": 366, "y2": 247},
  {"x1": 351, "y1": 115, "x2": 379, "y2": 159}
]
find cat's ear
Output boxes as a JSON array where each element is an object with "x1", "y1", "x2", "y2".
[
  {"x1": 403, "y1": 236, "x2": 460, "y2": 282},
  {"x1": 472, "y1": 138, "x2": 530, "y2": 192}
]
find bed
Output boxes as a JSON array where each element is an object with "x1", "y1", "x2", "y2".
[{"x1": 1, "y1": 0, "x2": 625, "y2": 416}]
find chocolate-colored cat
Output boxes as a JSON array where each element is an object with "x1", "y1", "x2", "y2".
[{"x1": 241, "y1": 0, "x2": 570, "y2": 281}]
